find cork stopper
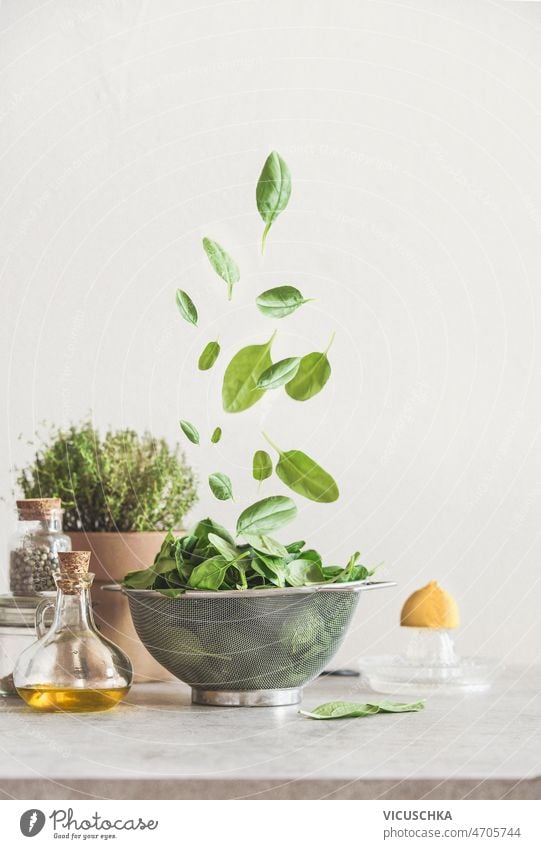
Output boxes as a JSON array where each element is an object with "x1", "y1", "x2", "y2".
[
  {"x1": 56, "y1": 551, "x2": 91, "y2": 593},
  {"x1": 17, "y1": 498, "x2": 62, "y2": 520},
  {"x1": 58, "y1": 551, "x2": 90, "y2": 574}
]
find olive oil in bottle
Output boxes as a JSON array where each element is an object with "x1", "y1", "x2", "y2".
[
  {"x1": 17, "y1": 686, "x2": 130, "y2": 713},
  {"x1": 14, "y1": 551, "x2": 132, "y2": 713}
]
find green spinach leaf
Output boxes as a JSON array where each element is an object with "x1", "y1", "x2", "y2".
[
  {"x1": 256, "y1": 151, "x2": 291, "y2": 252},
  {"x1": 300, "y1": 700, "x2": 426, "y2": 720},
  {"x1": 240, "y1": 533, "x2": 288, "y2": 558},
  {"x1": 236, "y1": 495, "x2": 297, "y2": 536},
  {"x1": 198, "y1": 340, "x2": 220, "y2": 371},
  {"x1": 249, "y1": 554, "x2": 285, "y2": 587},
  {"x1": 285, "y1": 333, "x2": 335, "y2": 402},
  {"x1": 208, "y1": 471, "x2": 234, "y2": 501},
  {"x1": 157, "y1": 588, "x2": 186, "y2": 597},
  {"x1": 222, "y1": 332, "x2": 276, "y2": 413},
  {"x1": 207, "y1": 533, "x2": 241, "y2": 562},
  {"x1": 188, "y1": 555, "x2": 229, "y2": 590},
  {"x1": 256, "y1": 357, "x2": 301, "y2": 391},
  {"x1": 285, "y1": 540, "x2": 306, "y2": 554},
  {"x1": 191, "y1": 517, "x2": 235, "y2": 546},
  {"x1": 202, "y1": 237, "x2": 240, "y2": 300},
  {"x1": 175, "y1": 289, "x2": 198, "y2": 326},
  {"x1": 210, "y1": 426, "x2": 222, "y2": 444},
  {"x1": 256, "y1": 285, "x2": 311, "y2": 318},
  {"x1": 284, "y1": 559, "x2": 326, "y2": 586},
  {"x1": 263, "y1": 433, "x2": 339, "y2": 502},
  {"x1": 179, "y1": 419, "x2": 200, "y2": 445},
  {"x1": 122, "y1": 518, "x2": 377, "y2": 594},
  {"x1": 252, "y1": 449, "x2": 272, "y2": 483}
]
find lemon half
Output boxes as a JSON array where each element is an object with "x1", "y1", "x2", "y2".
[{"x1": 400, "y1": 581, "x2": 460, "y2": 629}]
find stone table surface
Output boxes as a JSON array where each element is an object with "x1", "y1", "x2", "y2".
[{"x1": 0, "y1": 665, "x2": 539, "y2": 800}]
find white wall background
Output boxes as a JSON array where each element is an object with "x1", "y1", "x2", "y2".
[{"x1": 1, "y1": 0, "x2": 540, "y2": 667}]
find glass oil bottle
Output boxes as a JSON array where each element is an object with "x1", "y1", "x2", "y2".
[{"x1": 13, "y1": 551, "x2": 133, "y2": 712}]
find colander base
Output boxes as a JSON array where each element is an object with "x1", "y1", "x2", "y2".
[{"x1": 192, "y1": 687, "x2": 301, "y2": 707}]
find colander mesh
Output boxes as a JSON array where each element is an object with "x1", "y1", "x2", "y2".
[{"x1": 127, "y1": 590, "x2": 360, "y2": 690}]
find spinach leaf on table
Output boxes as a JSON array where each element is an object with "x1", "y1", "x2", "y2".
[
  {"x1": 299, "y1": 700, "x2": 426, "y2": 720},
  {"x1": 222, "y1": 332, "x2": 276, "y2": 413}
]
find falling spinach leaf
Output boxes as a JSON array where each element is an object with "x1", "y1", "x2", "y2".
[
  {"x1": 179, "y1": 419, "x2": 200, "y2": 445},
  {"x1": 222, "y1": 331, "x2": 276, "y2": 413},
  {"x1": 256, "y1": 150, "x2": 292, "y2": 253},
  {"x1": 263, "y1": 432, "x2": 339, "y2": 502},
  {"x1": 253, "y1": 449, "x2": 272, "y2": 483},
  {"x1": 175, "y1": 289, "x2": 198, "y2": 326},
  {"x1": 256, "y1": 285, "x2": 312, "y2": 319},
  {"x1": 198, "y1": 340, "x2": 220, "y2": 371},
  {"x1": 208, "y1": 472, "x2": 234, "y2": 502},
  {"x1": 236, "y1": 495, "x2": 297, "y2": 536},
  {"x1": 285, "y1": 332, "x2": 335, "y2": 402},
  {"x1": 202, "y1": 237, "x2": 240, "y2": 300},
  {"x1": 299, "y1": 700, "x2": 426, "y2": 720},
  {"x1": 256, "y1": 357, "x2": 301, "y2": 391},
  {"x1": 210, "y1": 426, "x2": 222, "y2": 444},
  {"x1": 188, "y1": 555, "x2": 229, "y2": 591}
]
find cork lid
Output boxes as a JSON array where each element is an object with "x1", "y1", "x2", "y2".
[
  {"x1": 57, "y1": 551, "x2": 90, "y2": 574},
  {"x1": 16, "y1": 498, "x2": 62, "y2": 520},
  {"x1": 56, "y1": 551, "x2": 91, "y2": 593}
]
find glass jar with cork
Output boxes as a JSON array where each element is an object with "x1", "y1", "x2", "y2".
[
  {"x1": 9, "y1": 499, "x2": 71, "y2": 594},
  {"x1": 13, "y1": 551, "x2": 133, "y2": 712}
]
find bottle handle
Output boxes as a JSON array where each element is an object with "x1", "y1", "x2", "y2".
[{"x1": 35, "y1": 599, "x2": 55, "y2": 638}]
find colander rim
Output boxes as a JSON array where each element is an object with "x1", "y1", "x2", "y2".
[{"x1": 102, "y1": 579, "x2": 395, "y2": 600}]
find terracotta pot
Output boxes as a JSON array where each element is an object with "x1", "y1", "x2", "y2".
[{"x1": 68, "y1": 531, "x2": 174, "y2": 683}]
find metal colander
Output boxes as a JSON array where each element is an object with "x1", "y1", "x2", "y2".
[{"x1": 115, "y1": 581, "x2": 394, "y2": 706}]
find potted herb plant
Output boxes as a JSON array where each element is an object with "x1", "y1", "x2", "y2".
[{"x1": 17, "y1": 420, "x2": 198, "y2": 680}]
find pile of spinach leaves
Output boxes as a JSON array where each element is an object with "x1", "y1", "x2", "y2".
[{"x1": 122, "y1": 496, "x2": 374, "y2": 595}]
